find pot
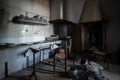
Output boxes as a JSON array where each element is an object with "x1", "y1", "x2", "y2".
[
  {"x1": 87, "y1": 65, "x2": 101, "y2": 76},
  {"x1": 67, "y1": 65, "x2": 78, "y2": 78}
]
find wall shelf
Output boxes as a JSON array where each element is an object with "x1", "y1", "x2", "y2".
[
  {"x1": 14, "y1": 19, "x2": 49, "y2": 25},
  {"x1": 12, "y1": 15, "x2": 49, "y2": 25}
]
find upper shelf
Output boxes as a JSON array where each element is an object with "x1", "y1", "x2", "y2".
[
  {"x1": 12, "y1": 14, "x2": 49, "y2": 25},
  {"x1": 13, "y1": 19, "x2": 49, "y2": 25}
]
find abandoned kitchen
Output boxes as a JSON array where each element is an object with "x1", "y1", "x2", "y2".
[{"x1": 0, "y1": 0, "x2": 120, "y2": 80}]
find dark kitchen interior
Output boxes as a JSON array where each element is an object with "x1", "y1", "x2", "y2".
[{"x1": 0, "y1": 0, "x2": 120, "y2": 80}]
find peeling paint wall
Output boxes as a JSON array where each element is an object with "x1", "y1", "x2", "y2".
[
  {"x1": 0, "y1": 0, "x2": 54, "y2": 79},
  {"x1": 0, "y1": 0, "x2": 53, "y2": 44}
]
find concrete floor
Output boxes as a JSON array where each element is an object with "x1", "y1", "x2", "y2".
[{"x1": 1, "y1": 59, "x2": 120, "y2": 80}]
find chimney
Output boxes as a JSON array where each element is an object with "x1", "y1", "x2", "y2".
[
  {"x1": 60, "y1": 0, "x2": 63, "y2": 19},
  {"x1": 80, "y1": 0, "x2": 102, "y2": 23},
  {"x1": 50, "y1": 0, "x2": 64, "y2": 20},
  {"x1": 50, "y1": 0, "x2": 85, "y2": 23}
]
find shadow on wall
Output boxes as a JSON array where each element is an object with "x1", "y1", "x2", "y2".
[
  {"x1": 109, "y1": 46, "x2": 120, "y2": 64},
  {"x1": 98, "y1": 0, "x2": 120, "y2": 53}
]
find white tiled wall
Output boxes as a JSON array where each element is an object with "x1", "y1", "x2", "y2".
[
  {"x1": 0, "y1": 0, "x2": 53, "y2": 44},
  {"x1": 0, "y1": 37, "x2": 45, "y2": 44},
  {"x1": 0, "y1": 40, "x2": 61, "y2": 79},
  {"x1": 0, "y1": 0, "x2": 54, "y2": 79}
]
